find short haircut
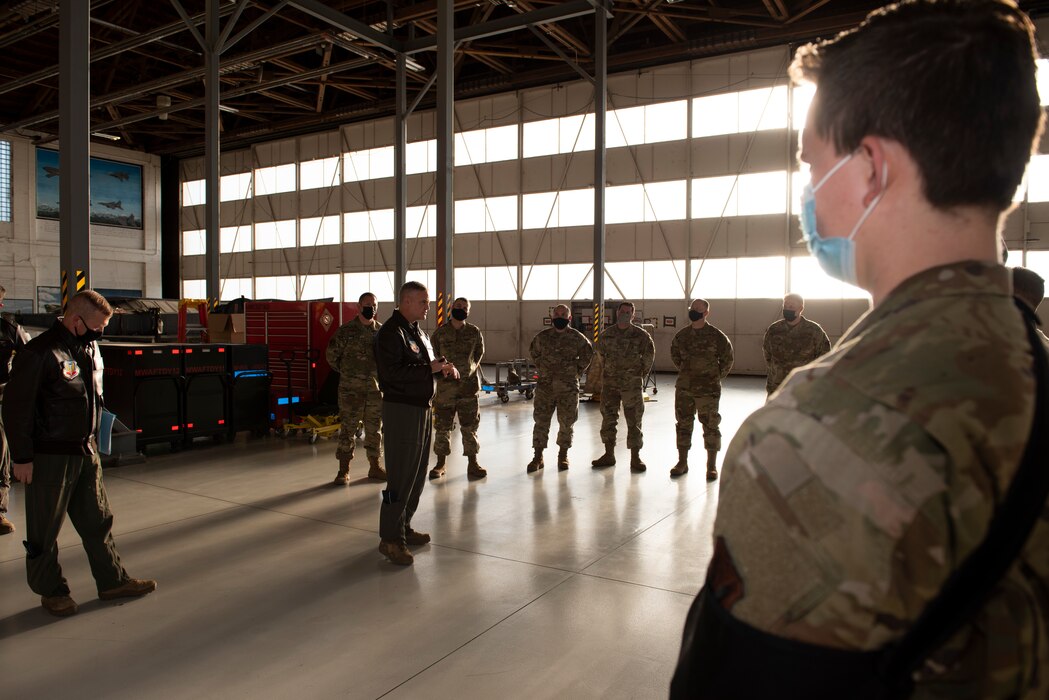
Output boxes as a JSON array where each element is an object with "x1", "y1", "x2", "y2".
[
  {"x1": 692, "y1": 298, "x2": 710, "y2": 311},
  {"x1": 398, "y1": 280, "x2": 427, "y2": 303},
  {"x1": 784, "y1": 293, "x2": 805, "y2": 306},
  {"x1": 358, "y1": 291, "x2": 376, "y2": 304},
  {"x1": 617, "y1": 301, "x2": 635, "y2": 312},
  {"x1": 553, "y1": 303, "x2": 570, "y2": 315},
  {"x1": 791, "y1": 0, "x2": 1043, "y2": 214},
  {"x1": 453, "y1": 296, "x2": 470, "y2": 307},
  {"x1": 68, "y1": 289, "x2": 113, "y2": 318},
  {"x1": 1013, "y1": 267, "x2": 1045, "y2": 311}
]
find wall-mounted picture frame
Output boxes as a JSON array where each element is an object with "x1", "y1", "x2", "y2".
[{"x1": 36, "y1": 148, "x2": 144, "y2": 229}]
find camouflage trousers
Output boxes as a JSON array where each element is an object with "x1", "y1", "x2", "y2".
[
  {"x1": 433, "y1": 390, "x2": 480, "y2": 457},
  {"x1": 532, "y1": 384, "x2": 579, "y2": 450},
  {"x1": 599, "y1": 378, "x2": 644, "y2": 450},
  {"x1": 337, "y1": 386, "x2": 382, "y2": 460},
  {"x1": 675, "y1": 388, "x2": 721, "y2": 451}
]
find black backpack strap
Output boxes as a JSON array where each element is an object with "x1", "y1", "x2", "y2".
[{"x1": 883, "y1": 299, "x2": 1049, "y2": 685}]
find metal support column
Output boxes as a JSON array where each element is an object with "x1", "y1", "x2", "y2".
[
  {"x1": 204, "y1": 0, "x2": 221, "y2": 302},
  {"x1": 592, "y1": 9, "x2": 607, "y2": 342},
  {"x1": 59, "y1": 0, "x2": 91, "y2": 307},
  {"x1": 394, "y1": 52, "x2": 407, "y2": 293},
  {"x1": 435, "y1": 0, "x2": 454, "y2": 324}
]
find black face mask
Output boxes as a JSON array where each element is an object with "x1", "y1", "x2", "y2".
[
  {"x1": 360, "y1": 306, "x2": 375, "y2": 320},
  {"x1": 783, "y1": 309, "x2": 798, "y2": 322},
  {"x1": 688, "y1": 310, "x2": 704, "y2": 322},
  {"x1": 451, "y1": 308, "x2": 468, "y2": 321},
  {"x1": 552, "y1": 317, "x2": 569, "y2": 330},
  {"x1": 77, "y1": 318, "x2": 103, "y2": 344}
]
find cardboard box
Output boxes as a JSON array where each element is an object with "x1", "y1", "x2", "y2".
[{"x1": 207, "y1": 313, "x2": 246, "y2": 343}]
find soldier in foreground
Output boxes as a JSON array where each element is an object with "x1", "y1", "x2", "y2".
[
  {"x1": 669, "y1": 299, "x2": 733, "y2": 480},
  {"x1": 762, "y1": 293, "x2": 831, "y2": 395},
  {"x1": 4, "y1": 290, "x2": 156, "y2": 616},
  {"x1": 591, "y1": 301, "x2": 654, "y2": 472},
  {"x1": 672, "y1": 2, "x2": 1049, "y2": 696},
  {"x1": 429, "y1": 297, "x2": 486, "y2": 480},
  {"x1": 526, "y1": 304, "x2": 593, "y2": 473},
  {"x1": 326, "y1": 292, "x2": 386, "y2": 484}
]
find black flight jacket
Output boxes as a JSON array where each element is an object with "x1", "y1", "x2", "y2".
[
  {"x1": 373, "y1": 309, "x2": 437, "y2": 408},
  {"x1": 2, "y1": 320, "x2": 104, "y2": 462}
]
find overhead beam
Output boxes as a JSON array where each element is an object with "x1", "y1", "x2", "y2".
[
  {"x1": 79, "y1": 57, "x2": 375, "y2": 135},
  {"x1": 0, "y1": 5, "x2": 236, "y2": 99},
  {"x1": 529, "y1": 25, "x2": 593, "y2": 85},
  {"x1": 1, "y1": 34, "x2": 331, "y2": 132},
  {"x1": 284, "y1": 0, "x2": 400, "y2": 53},
  {"x1": 403, "y1": 1, "x2": 597, "y2": 55}
]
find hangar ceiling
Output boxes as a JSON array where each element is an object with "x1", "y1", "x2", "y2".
[{"x1": 0, "y1": 0, "x2": 1046, "y2": 158}]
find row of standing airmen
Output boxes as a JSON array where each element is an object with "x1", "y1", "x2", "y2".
[{"x1": 323, "y1": 290, "x2": 831, "y2": 487}]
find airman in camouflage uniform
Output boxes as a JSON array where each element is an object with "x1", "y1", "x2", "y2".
[
  {"x1": 592, "y1": 301, "x2": 654, "y2": 472},
  {"x1": 429, "y1": 297, "x2": 486, "y2": 480},
  {"x1": 762, "y1": 293, "x2": 831, "y2": 395},
  {"x1": 670, "y1": 299, "x2": 733, "y2": 480},
  {"x1": 526, "y1": 304, "x2": 594, "y2": 473},
  {"x1": 673, "y1": 4, "x2": 1049, "y2": 696},
  {"x1": 326, "y1": 292, "x2": 385, "y2": 484}
]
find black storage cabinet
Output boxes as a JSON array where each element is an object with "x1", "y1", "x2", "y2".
[
  {"x1": 99, "y1": 342, "x2": 183, "y2": 450},
  {"x1": 228, "y1": 344, "x2": 270, "y2": 437},
  {"x1": 181, "y1": 344, "x2": 229, "y2": 442}
]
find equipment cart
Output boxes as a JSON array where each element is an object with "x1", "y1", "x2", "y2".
[{"x1": 481, "y1": 359, "x2": 538, "y2": 404}]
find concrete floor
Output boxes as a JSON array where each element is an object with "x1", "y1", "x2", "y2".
[{"x1": 0, "y1": 374, "x2": 766, "y2": 699}]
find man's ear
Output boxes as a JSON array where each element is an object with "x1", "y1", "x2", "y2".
[{"x1": 856, "y1": 136, "x2": 890, "y2": 207}]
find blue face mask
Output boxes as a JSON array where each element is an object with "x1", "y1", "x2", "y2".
[{"x1": 799, "y1": 152, "x2": 886, "y2": 286}]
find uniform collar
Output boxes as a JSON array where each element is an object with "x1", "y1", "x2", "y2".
[
  {"x1": 857, "y1": 260, "x2": 1009, "y2": 333},
  {"x1": 53, "y1": 318, "x2": 83, "y2": 352},
  {"x1": 391, "y1": 309, "x2": 419, "y2": 332}
]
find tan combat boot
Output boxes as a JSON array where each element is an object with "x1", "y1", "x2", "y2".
[
  {"x1": 670, "y1": 448, "x2": 689, "y2": 477},
  {"x1": 630, "y1": 448, "x2": 647, "y2": 473},
  {"x1": 557, "y1": 447, "x2": 570, "y2": 471},
  {"x1": 99, "y1": 578, "x2": 158, "y2": 600},
  {"x1": 429, "y1": 455, "x2": 447, "y2": 480},
  {"x1": 379, "y1": 539, "x2": 414, "y2": 566},
  {"x1": 41, "y1": 594, "x2": 78, "y2": 617},
  {"x1": 591, "y1": 444, "x2": 616, "y2": 468},
  {"x1": 368, "y1": 455, "x2": 387, "y2": 481},
  {"x1": 404, "y1": 526, "x2": 431, "y2": 546},
  {"x1": 333, "y1": 457, "x2": 351, "y2": 485},
  {"x1": 467, "y1": 456, "x2": 487, "y2": 479},
  {"x1": 527, "y1": 450, "x2": 544, "y2": 473},
  {"x1": 706, "y1": 450, "x2": 719, "y2": 481}
]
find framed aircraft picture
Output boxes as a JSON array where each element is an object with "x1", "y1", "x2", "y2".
[{"x1": 35, "y1": 147, "x2": 144, "y2": 229}]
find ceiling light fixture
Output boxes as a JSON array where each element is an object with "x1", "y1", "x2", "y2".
[{"x1": 156, "y1": 94, "x2": 172, "y2": 120}]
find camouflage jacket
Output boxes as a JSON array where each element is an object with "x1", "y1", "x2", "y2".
[
  {"x1": 596, "y1": 323, "x2": 654, "y2": 383},
  {"x1": 529, "y1": 326, "x2": 594, "y2": 392},
  {"x1": 763, "y1": 317, "x2": 831, "y2": 393},
  {"x1": 709, "y1": 262, "x2": 1046, "y2": 699},
  {"x1": 671, "y1": 323, "x2": 733, "y2": 397},
  {"x1": 431, "y1": 321, "x2": 484, "y2": 394},
  {"x1": 326, "y1": 319, "x2": 382, "y2": 390}
]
